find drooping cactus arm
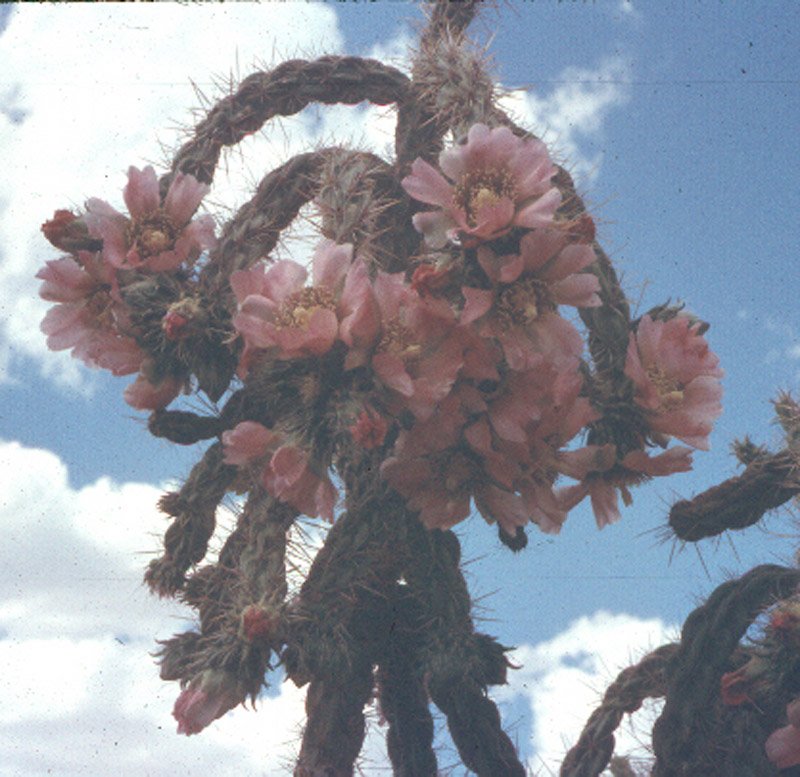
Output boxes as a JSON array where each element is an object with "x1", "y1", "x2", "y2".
[
  {"x1": 158, "y1": 486, "x2": 296, "y2": 711},
  {"x1": 651, "y1": 565, "x2": 800, "y2": 776},
  {"x1": 375, "y1": 590, "x2": 439, "y2": 777},
  {"x1": 160, "y1": 56, "x2": 411, "y2": 193},
  {"x1": 200, "y1": 151, "x2": 327, "y2": 291},
  {"x1": 145, "y1": 440, "x2": 237, "y2": 597},
  {"x1": 560, "y1": 643, "x2": 678, "y2": 777},
  {"x1": 669, "y1": 449, "x2": 800, "y2": 541}
]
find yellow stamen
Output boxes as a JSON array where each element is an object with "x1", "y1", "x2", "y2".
[
  {"x1": 452, "y1": 168, "x2": 516, "y2": 227},
  {"x1": 647, "y1": 367, "x2": 685, "y2": 411},
  {"x1": 126, "y1": 212, "x2": 177, "y2": 258},
  {"x1": 275, "y1": 287, "x2": 336, "y2": 330},
  {"x1": 495, "y1": 278, "x2": 553, "y2": 330},
  {"x1": 376, "y1": 318, "x2": 420, "y2": 361}
]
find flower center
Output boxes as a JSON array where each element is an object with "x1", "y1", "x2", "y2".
[
  {"x1": 495, "y1": 278, "x2": 553, "y2": 330},
  {"x1": 127, "y1": 212, "x2": 177, "y2": 258},
  {"x1": 275, "y1": 287, "x2": 336, "y2": 330},
  {"x1": 452, "y1": 168, "x2": 516, "y2": 227},
  {"x1": 647, "y1": 367, "x2": 685, "y2": 411},
  {"x1": 375, "y1": 318, "x2": 421, "y2": 361}
]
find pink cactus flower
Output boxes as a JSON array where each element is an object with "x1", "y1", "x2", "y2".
[
  {"x1": 401, "y1": 123, "x2": 561, "y2": 248},
  {"x1": 477, "y1": 229, "x2": 600, "y2": 307},
  {"x1": 173, "y1": 669, "x2": 245, "y2": 736},
  {"x1": 85, "y1": 165, "x2": 216, "y2": 272},
  {"x1": 625, "y1": 314, "x2": 724, "y2": 450},
  {"x1": 222, "y1": 421, "x2": 335, "y2": 520},
  {"x1": 460, "y1": 230, "x2": 600, "y2": 371},
  {"x1": 382, "y1": 391, "x2": 529, "y2": 533},
  {"x1": 37, "y1": 254, "x2": 144, "y2": 376},
  {"x1": 554, "y1": 446, "x2": 694, "y2": 529},
  {"x1": 231, "y1": 241, "x2": 378, "y2": 368},
  {"x1": 370, "y1": 270, "x2": 462, "y2": 420}
]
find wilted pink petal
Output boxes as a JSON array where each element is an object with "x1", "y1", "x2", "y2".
[
  {"x1": 264, "y1": 446, "x2": 337, "y2": 521},
  {"x1": 589, "y1": 480, "x2": 622, "y2": 528},
  {"x1": 222, "y1": 421, "x2": 281, "y2": 465},
  {"x1": 475, "y1": 483, "x2": 529, "y2": 535},
  {"x1": 123, "y1": 373, "x2": 182, "y2": 410},
  {"x1": 173, "y1": 670, "x2": 245, "y2": 736},
  {"x1": 622, "y1": 447, "x2": 694, "y2": 476},
  {"x1": 766, "y1": 725, "x2": 800, "y2": 770}
]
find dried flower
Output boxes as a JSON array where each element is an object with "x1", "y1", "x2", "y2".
[{"x1": 173, "y1": 669, "x2": 245, "y2": 736}]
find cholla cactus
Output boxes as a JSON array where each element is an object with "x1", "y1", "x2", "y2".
[{"x1": 36, "y1": 3, "x2": 775, "y2": 775}]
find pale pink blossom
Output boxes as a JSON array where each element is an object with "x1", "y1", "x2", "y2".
[
  {"x1": 37, "y1": 254, "x2": 144, "y2": 376},
  {"x1": 221, "y1": 421, "x2": 335, "y2": 520},
  {"x1": 460, "y1": 230, "x2": 599, "y2": 371},
  {"x1": 554, "y1": 446, "x2": 694, "y2": 529},
  {"x1": 477, "y1": 229, "x2": 600, "y2": 308},
  {"x1": 402, "y1": 123, "x2": 561, "y2": 248},
  {"x1": 231, "y1": 241, "x2": 378, "y2": 369},
  {"x1": 460, "y1": 286, "x2": 580, "y2": 373},
  {"x1": 173, "y1": 669, "x2": 245, "y2": 736},
  {"x1": 381, "y1": 391, "x2": 528, "y2": 533},
  {"x1": 85, "y1": 166, "x2": 216, "y2": 272},
  {"x1": 625, "y1": 314, "x2": 724, "y2": 450},
  {"x1": 489, "y1": 360, "x2": 598, "y2": 534},
  {"x1": 370, "y1": 270, "x2": 462, "y2": 420}
]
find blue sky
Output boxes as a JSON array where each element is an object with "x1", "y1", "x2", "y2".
[{"x1": 1, "y1": 2, "x2": 799, "y2": 775}]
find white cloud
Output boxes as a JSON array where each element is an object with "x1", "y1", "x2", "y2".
[
  {"x1": 493, "y1": 612, "x2": 676, "y2": 775},
  {"x1": 498, "y1": 58, "x2": 632, "y2": 181},
  {"x1": 0, "y1": 437, "x2": 314, "y2": 775}
]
